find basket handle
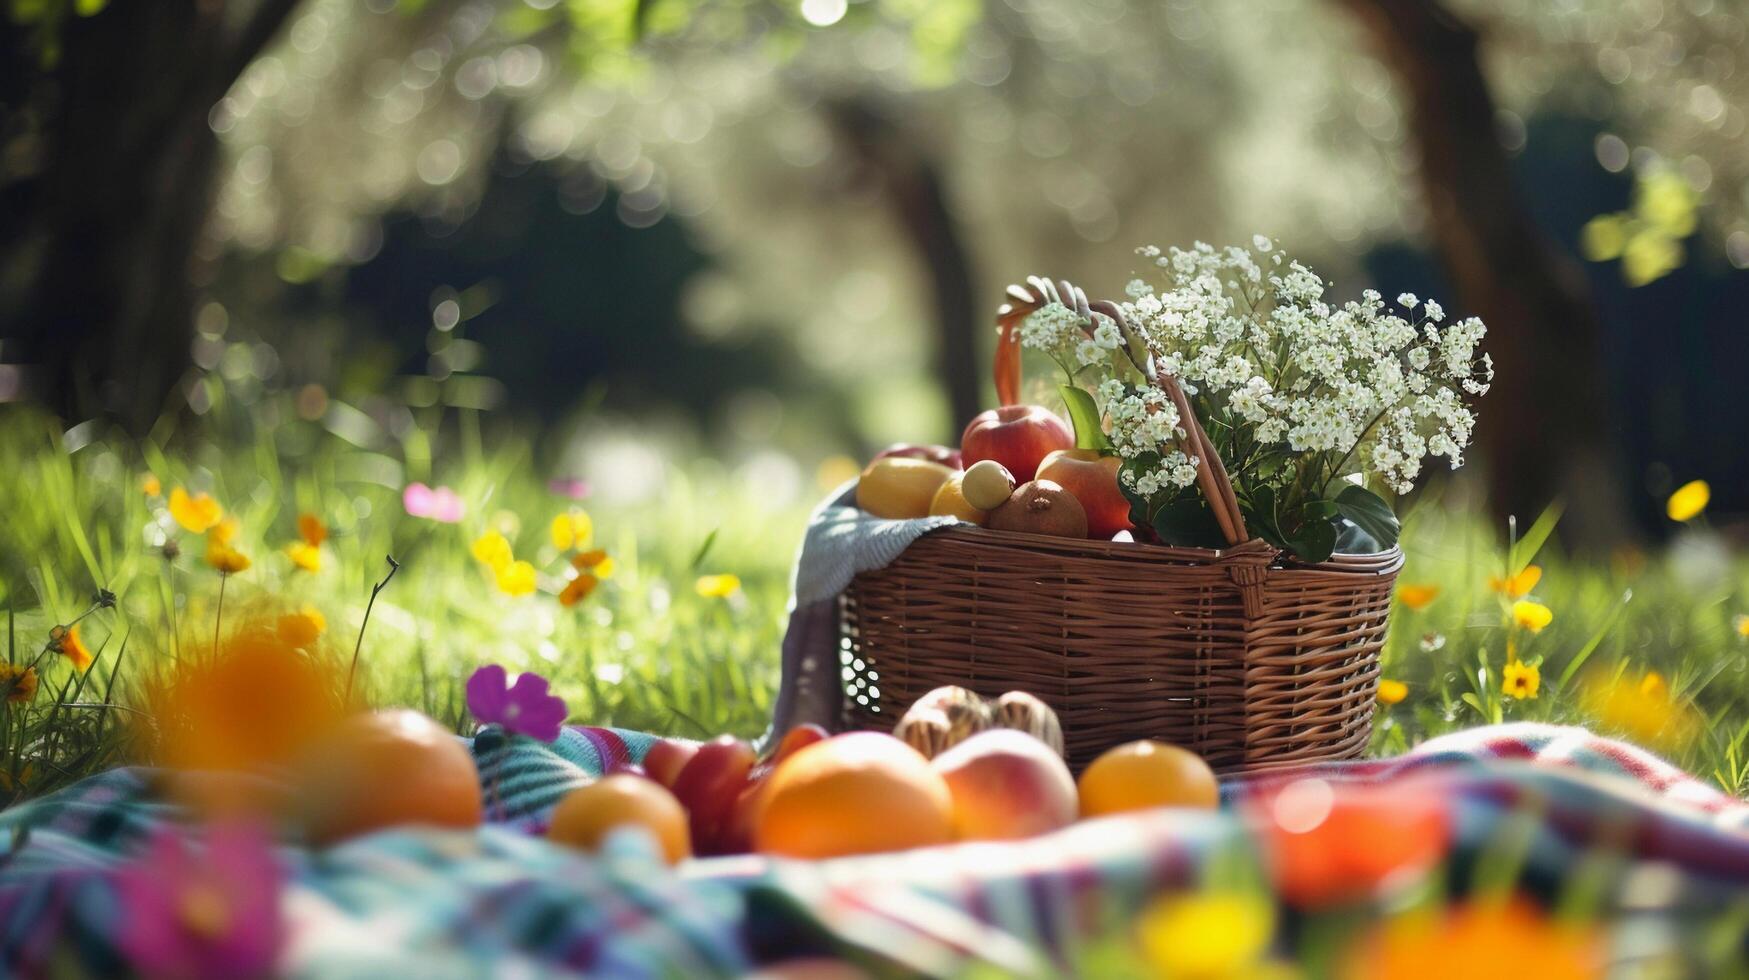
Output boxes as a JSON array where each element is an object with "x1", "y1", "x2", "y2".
[{"x1": 995, "y1": 277, "x2": 1250, "y2": 548}]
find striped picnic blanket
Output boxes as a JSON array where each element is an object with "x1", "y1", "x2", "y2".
[{"x1": 1, "y1": 723, "x2": 1745, "y2": 977}]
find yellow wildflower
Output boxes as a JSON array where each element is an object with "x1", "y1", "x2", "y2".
[
  {"x1": 471, "y1": 531, "x2": 514, "y2": 572},
  {"x1": 550, "y1": 510, "x2": 594, "y2": 551},
  {"x1": 1503, "y1": 660, "x2": 1540, "y2": 700},
  {"x1": 1666, "y1": 479, "x2": 1710, "y2": 522},
  {"x1": 1376, "y1": 679, "x2": 1408, "y2": 705},
  {"x1": 209, "y1": 517, "x2": 239, "y2": 548},
  {"x1": 52, "y1": 624, "x2": 94, "y2": 673},
  {"x1": 1487, "y1": 565, "x2": 1541, "y2": 599},
  {"x1": 297, "y1": 513, "x2": 328, "y2": 547},
  {"x1": 276, "y1": 607, "x2": 327, "y2": 647},
  {"x1": 2, "y1": 664, "x2": 38, "y2": 704},
  {"x1": 1511, "y1": 600, "x2": 1553, "y2": 633},
  {"x1": 559, "y1": 574, "x2": 599, "y2": 607},
  {"x1": 494, "y1": 560, "x2": 537, "y2": 597},
  {"x1": 141, "y1": 473, "x2": 162, "y2": 497},
  {"x1": 205, "y1": 539, "x2": 251, "y2": 574},
  {"x1": 1137, "y1": 891, "x2": 1276, "y2": 980},
  {"x1": 695, "y1": 574, "x2": 741, "y2": 598},
  {"x1": 1396, "y1": 584, "x2": 1439, "y2": 611},
  {"x1": 1735, "y1": 614, "x2": 1749, "y2": 639},
  {"x1": 286, "y1": 542, "x2": 321, "y2": 573},
  {"x1": 168, "y1": 488, "x2": 224, "y2": 534},
  {"x1": 1581, "y1": 669, "x2": 1698, "y2": 751}
]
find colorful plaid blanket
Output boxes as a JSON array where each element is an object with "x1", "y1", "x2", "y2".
[{"x1": 1, "y1": 723, "x2": 1745, "y2": 977}]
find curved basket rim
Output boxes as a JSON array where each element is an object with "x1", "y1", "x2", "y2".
[{"x1": 913, "y1": 523, "x2": 1403, "y2": 574}]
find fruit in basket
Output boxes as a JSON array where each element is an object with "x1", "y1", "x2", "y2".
[
  {"x1": 991, "y1": 691, "x2": 1065, "y2": 757},
  {"x1": 873, "y1": 443, "x2": 962, "y2": 470},
  {"x1": 294, "y1": 709, "x2": 483, "y2": 845},
  {"x1": 1036, "y1": 449, "x2": 1132, "y2": 539},
  {"x1": 548, "y1": 774, "x2": 691, "y2": 864},
  {"x1": 756, "y1": 732, "x2": 954, "y2": 858},
  {"x1": 1077, "y1": 740, "x2": 1220, "y2": 817},
  {"x1": 927, "y1": 473, "x2": 987, "y2": 525},
  {"x1": 670, "y1": 735, "x2": 757, "y2": 855},
  {"x1": 987, "y1": 480, "x2": 1089, "y2": 539},
  {"x1": 960, "y1": 405, "x2": 1073, "y2": 481},
  {"x1": 960, "y1": 460, "x2": 1017, "y2": 512},
  {"x1": 932, "y1": 729, "x2": 1077, "y2": 841},
  {"x1": 892, "y1": 685, "x2": 993, "y2": 759},
  {"x1": 855, "y1": 457, "x2": 955, "y2": 520}
]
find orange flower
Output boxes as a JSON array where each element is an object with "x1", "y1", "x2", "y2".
[
  {"x1": 1342, "y1": 899, "x2": 1601, "y2": 980},
  {"x1": 142, "y1": 473, "x2": 162, "y2": 497},
  {"x1": 570, "y1": 549, "x2": 615, "y2": 579},
  {"x1": 559, "y1": 574, "x2": 600, "y2": 607},
  {"x1": 2, "y1": 664, "x2": 38, "y2": 703},
  {"x1": 1260, "y1": 777, "x2": 1450, "y2": 908},
  {"x1": 169, "y1": 488, "x2": 224, "y2": 534},
  {"x1": 209, "y1": 517, "x2": 240, "y2": 548},
  {"x1": 1396, "y1": 584, "x2": 1439, "y2": 611},
  {"x1": 276, "y1": 607, "x2": 327, "y2": 647},
  {"x1": 1376, "y1": 679, "x2": 1408, "y2": 705},
  {"x1": 1487, "y1": 565, "x2": 1541, "y2": 599},
  {"x1": 297, "y1": 513, "x2": 327, "y2": 547},
  {"x1": 52, "y1": 624, "x2": 95, "y2": 672}
]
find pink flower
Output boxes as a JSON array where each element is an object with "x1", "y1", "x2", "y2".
[
  {"x1": 466, "y1": 664, "x2": 567, "y2": 742},
  {"x1": 548, "y1": 477, "x2": 592, "y2": 500},
  {"x1": 114, "y1": 821, "x2": 283, "y2": 980},
  {"x1": 402, "y1": 482, "x2": 465, "y2": 523}
]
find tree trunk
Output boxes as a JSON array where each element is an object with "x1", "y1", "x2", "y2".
[
  {"x1": 0, "y1": 0, "x2": 302, "y2": 431},
  {"x1": 1337, "y1": 0, "x2": 1627, "y2": 540},
  {"x1": 827, "y1": 100, "x2": 983, "y2": 439}
]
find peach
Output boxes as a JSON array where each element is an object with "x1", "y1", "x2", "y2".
[
  {"x1": 960, "y1": 405, "x2": 1073, "y2": 482},
  {"x1": 930, "y1": 729, "x2": 1077, "y2": 841},
  {"x1": 756, "y1": 732, "x2": 954, "y2": 858},
  {"x1": 1037, "y1": 449, "x2": 1133, "y2": 539}
]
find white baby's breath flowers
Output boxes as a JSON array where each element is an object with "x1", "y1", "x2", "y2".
[
  {"x1": 1021, "y1": 303, "x2": 1125, "y2": 371},
  {"x1": 1109, "y1": 240, "x2": 1490, "y2": 499}
]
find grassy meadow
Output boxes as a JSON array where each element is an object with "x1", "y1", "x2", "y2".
[{"x1": 1, "y1": 400, "x2": 1746, "y2": 809}]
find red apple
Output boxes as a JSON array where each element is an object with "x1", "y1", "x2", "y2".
[
  {"x1": 960, "y1": 406, "x2": 1073, "y2": 482},
  {"x1": 931, "y1": 729, "x2": 1077, "y2": 841},
  {"x1": 1036, "y1": 449, "x2": 1133, "y2": 539},
  {"x1": 643, "y1": 739, "x2": 699, "y2": 789},
  {"x1": 873, "y1": 443, "x2": 962, "y2": 470}
]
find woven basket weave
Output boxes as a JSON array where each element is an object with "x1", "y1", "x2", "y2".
[{"x1": 837, "y1": 277, "x2": 1402, "y2": 773}]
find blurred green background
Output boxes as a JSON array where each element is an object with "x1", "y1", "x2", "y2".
[{"x1": 4, "y1": 0, "x2": 1749, "y2": 536}]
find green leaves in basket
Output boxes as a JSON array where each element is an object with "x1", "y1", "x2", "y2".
[
  {"x1": 1335, "y1": 484, "x2": 1400, "y2": 551},
  {"x1": 1057, "y1": 384, "x2": 1113, "y2": 453},
  {"x1": 1245, "y1": 487, "x2": 1338, "y2": 563},
  {"x1": 1149, "y1": 495, "x2": 1228, "y2": 550}
]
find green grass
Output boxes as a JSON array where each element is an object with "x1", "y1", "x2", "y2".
[{"x1": 1, "y1": 400, "x2": 1746, "y2": 808}]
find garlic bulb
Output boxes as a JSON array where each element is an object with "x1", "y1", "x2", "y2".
[
  {"x1": 992, "y1": 690, "x2": 1065, "y2": 757},
  {"x1": 893, "y1": 685, "x2": 991, "y2": 759}
]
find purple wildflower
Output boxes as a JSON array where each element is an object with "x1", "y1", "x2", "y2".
[{"x1": 466, "y1": 664, "x2": 567, "y2": 742}]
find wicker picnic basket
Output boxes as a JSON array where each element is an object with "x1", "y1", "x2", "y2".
[{"x1": 837, "y1": 276, "x2": 1402, "y2": 773}]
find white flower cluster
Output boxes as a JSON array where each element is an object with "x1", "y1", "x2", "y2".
[
  {"x1": 1095, "y1": 379, "x2": 1199, "y2": 495},
  {"x1": 1020, "y1": 302, "x2": 1125, "y2": 370},
  {"x1": 1112, "y1": 239, "x2": 1490, "y2": 497}
]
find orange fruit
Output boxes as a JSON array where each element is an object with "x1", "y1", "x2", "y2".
[
  {"x1": 295, "y1": 708, "x2": 483, "y2": 845},
  {"x1": 755, "y1": 732, "x2": 954, "y2": 858},
  {"x1": 548, "y1": 774, "x2": 691, "y2": 864},
  {"x1": 1077, "y1": 740, "x2": 1219, "y2": 817}
]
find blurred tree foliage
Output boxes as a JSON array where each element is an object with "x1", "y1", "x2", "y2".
[{"x1": 4, "y1": 0, "x2": 1748, "y2": 529}]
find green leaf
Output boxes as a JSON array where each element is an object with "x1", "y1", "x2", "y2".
[
  {"x1": 1335, "y1": 484, "x2": 1400, "y2": 550},
  {"x1": 1151, "y1": 495, "x2": 1227, "y2": 549},
  {"x1": 1510, "y1": 500, "x2": 1565, "y2": 575},
  {"x1": 1286, "y1": 517, "x2": 1336, "y2": 564},
  {"x1": 1057, "y1": 385, "x2": 1112, "y2": 453}
]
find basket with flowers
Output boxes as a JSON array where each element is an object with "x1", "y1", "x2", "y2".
[{"x1": 837, "y1": 238, "x2": 1491, "y2": 771}]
